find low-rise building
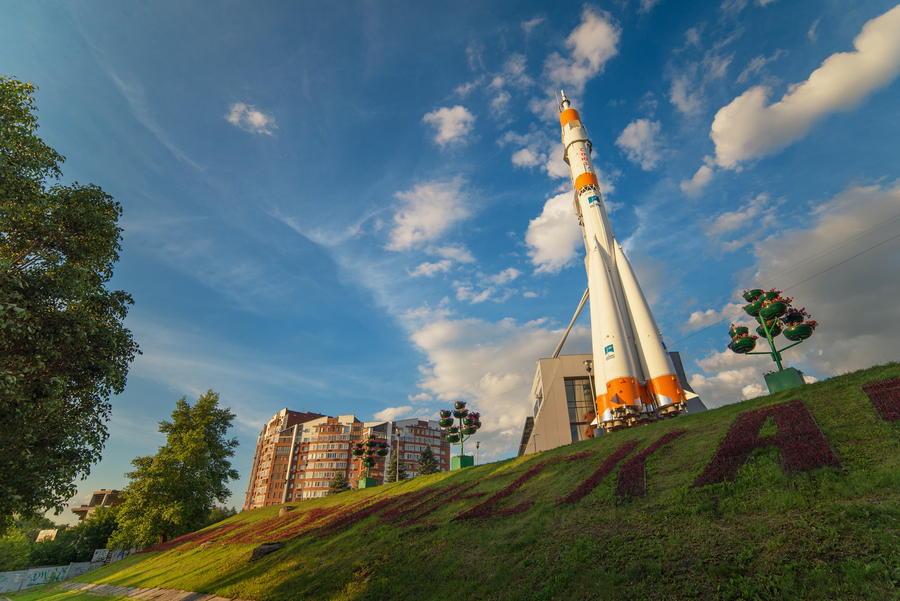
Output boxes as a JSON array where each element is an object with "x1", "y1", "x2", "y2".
[
  {"x1": 71, "y1": 489, "x2": 124, "y2": 522},
  {"x1": 518, "y1": 352, "x2": 706, "y2": 456}
]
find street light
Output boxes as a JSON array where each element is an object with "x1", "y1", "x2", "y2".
[{"x1": 476, "y1": 441, "x2": 480, "y2": 465}]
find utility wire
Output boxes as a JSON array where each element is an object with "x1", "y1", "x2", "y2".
[{"x1": 669, "y1": 228, "x2": 900, "y2": 349}]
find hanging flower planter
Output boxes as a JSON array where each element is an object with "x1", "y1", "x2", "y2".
[
  {"x1": 743, "y1": 289, "x2": 763, "y2": 302},
  {"x1": 782, "y1": 308, "x2": 807, "y2": 325},
  {"x1": 784, "y1": 323, "x2": 814, "y2": 341},
  {"x1": 757, "y1": 321, "x2": 782, "y2": 337},
  {"x1": 759, "y1": 301, "x2": 788, "y2": 320},
  {"x1": 446, "y1": 434, "x2": 460, "y2": 443},
  {"x1": 745, "y1": 299, "x2": 763, "y2": 316},
  {"x1": 729, "y1": 325, "x2": 749, "y2": 337},
  {"x1": 439, "y1": 418, "x2": 453, "y2": 428},
  {"x1": 729, "y1": 336, "x2": 757, "y2": 354},
  {"x1": 762, "y1": 290, "x2": 780, "y2": 301}
]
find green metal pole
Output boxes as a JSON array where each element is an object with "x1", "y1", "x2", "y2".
[{"x1": 758, "y1": 313, "x2": 784, "y2": 371}]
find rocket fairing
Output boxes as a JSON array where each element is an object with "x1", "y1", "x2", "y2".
[{"x1": 558, "y1": 91, "x2": 686, "y2": 432}]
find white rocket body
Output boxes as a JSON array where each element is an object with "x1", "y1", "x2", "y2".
[{"x1": 558, "y1": 92, "x2": 686, "y2": 431}]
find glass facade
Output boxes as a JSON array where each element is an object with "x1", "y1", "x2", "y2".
[{"x1": 565, "y1": 377, "x2": 594, "y2": 442}]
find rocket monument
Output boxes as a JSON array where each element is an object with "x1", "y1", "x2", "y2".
[{"x1": 557, "y1": 91, "x2": 687, "y2": 433}]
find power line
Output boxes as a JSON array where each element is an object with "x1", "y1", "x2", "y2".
[{"x1": 669, "y1": 228, "x2": 900, "y2": 349}]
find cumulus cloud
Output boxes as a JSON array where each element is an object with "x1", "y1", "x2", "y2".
[
  {"x1": 616, "y1": 119, "x2": 664, "y2": 170},
  {"x1": 669, "y1": 71, "x2": 705, "y2": 116},
  {"x1": 680, "y1": 163, "x2": 714, "y2": 197},
  {"x1": 491, "y1": 91, "x2": 512, "y2": 116},
  {"x1": 689, "y1": 181, "x2": 900, "y2": 407},
  {"x1": 710, "y1": 5, "x2": 900, "y2": 170},
  {"x1": 387, "y1": 180, "x2": 470, "y2": 251},
  {"x1": 422, "y1": 105, "x2": 476, "y2": 146},
  {"x1": 544, "y1": 8, "x2": 621, "y2": 95},
  {"x1": 226, "y1": 103, "x2": 276, "y2": 135},
  {"x1": 406, "y1": 309, "x2": 592, "y2": 459},
  {"x1": 640, "y1": 0, "x2": 663, "y2": 14},
  {"x1": 526, "y1": 192, "x2": 583, "y2": 274},
  {"x1": 487, "y1": 267, "x2": 522, "y2": 285},
  {"x1": 373, "y1": 406, "x2": 414, "y2": 422},
  {"x1": 409, "y1": 260, "x2": 452, "y2": 277},
  {"x1": 433, "y1": 245, "x2": 476, "y2": 263}
]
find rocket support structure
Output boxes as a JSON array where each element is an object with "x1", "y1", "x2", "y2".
[{"x1": 558, "y1": 91, "x2": 686, "y2": 432}]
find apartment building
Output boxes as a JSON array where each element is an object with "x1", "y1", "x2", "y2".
[{"x1": 243, "y1": 410, "x2": 451, "y2": 510}]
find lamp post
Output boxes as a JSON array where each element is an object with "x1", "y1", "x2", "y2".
[{"x1": 476, "y1": 441, "x2": 480, "y2": 465}]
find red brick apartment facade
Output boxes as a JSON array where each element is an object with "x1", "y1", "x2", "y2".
[{"x1": 243, "y1": 410, "x2": 451, "y2": 510}]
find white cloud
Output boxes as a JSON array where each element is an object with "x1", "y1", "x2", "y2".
[
  {"x1": 487, "y1": 267, "x2": 522, "y2": 285},
  {"x1": 406, "y1": 310, "x2": 592, "y2": 459},
  {"x1": 710, "y1": 5, "x2": 900, "y2": 170},
  {"x1": 544, "y1": 8, "x2": 621, "y2": 94},
  {"x1": 422, "y1": 105, "x2": 476, "y2": 146},
  {"x1": 525, "y1": 192, "x2": 583, "y2": 274},
  {"x1": 808, "y1": 18, "x2": 820, "y2": 43},
  {"x1": 373, "y1": 406, "x2": 414, "y2": 422},
  {"x1": 408, "y1": 393, "x2": 432, "y2": 402},
  {"x1": 684, "y1": 301, "x2": 747, "y2": 332},
  {"x1": 433, "y1": 245, "x2": 476, "y2": 263},
  {"x1": 523, "y1": 291, "x2": 538, "y2": 298},
  {"x1": 669, "y1": 72, "x2": 704, "y2": 116},
  {"x1": 491, "y1": 91, "x2": 512, "y2": 115},
  {"x1": 737, "y1": 50, "x2": 785, "y2": 84},
  {"x1": 680, "y1": 163, "x2": 714, "y2": 197},
  {"x1": 522, "y1": 16, "x2": 545, "y2": 34},
  {"x1": 703, "y1": 193, "x2": 781, "y2": 250},
  {"x1": 689, "y1": 182, "x2": 900, "y2": 407},
  {"x1": 409, "y1": 260, "x2": 452, "y2": 277},
  {"x1": 387, "y1": 180, "x2": 471, "y2": 251},
  {"x1": 640, "y1": 0, "x2": 663, "y2": 14},
  {"x1": 226, "y1": 103, "x2": 276, "y2": 135},
  {"x1": 512, "y1": 147, "x2": 542, "y2": 168},
  {"x1": 616, "y1": 119, "x2": 664, "y2": 170}
]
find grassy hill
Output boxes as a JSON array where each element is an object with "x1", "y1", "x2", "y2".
[{"x1": 50, "y1": 363, "x2": 900, "y2": 600}]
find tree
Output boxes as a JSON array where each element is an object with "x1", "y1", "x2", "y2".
[
  {"x1": 0, "y1": 75, "x2": 139, "y2": 533},
  {"x1": 417, "y1": 445, "x2": 440, "y2": 475},
  {"x1": 328, "y1": 472, "x2": 351, "y2": 495},
  {"x1": 108, "y1": 391, "x2": 238, "y2": 549},
  {"x1": 383, "y1": 448, "x2": 408, "y2": 483},
  {"x1": 202, "y1": 505, "x2": 238, "y2": 528}
]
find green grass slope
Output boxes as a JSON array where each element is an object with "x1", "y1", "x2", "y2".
[{"x1": 66, "y1": 363, "x2": 900, "y2": 600}]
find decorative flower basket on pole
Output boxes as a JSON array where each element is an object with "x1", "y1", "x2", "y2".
[
  {"x1": 351, "y1": 435, "x2": 389, "y2": 488},
  {"x1": 728, "y1": 289, "x2": 819, "y2": 394},
  {"x1": 440, "y1": 402, "x2": 482, "y2": 471}
]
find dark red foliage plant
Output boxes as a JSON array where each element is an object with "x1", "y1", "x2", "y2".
[
  {"x1": 693, "y1": 400, "x2": 839, "y2": 488},
  {"x1": 558, "y1": 441, "x2": 637, "y2": 505},
  {"x1": 616, "y1": 429, "x2": 686, "y2": 498},
  {"x1": 862, "y1": 377, "x2": 900, "y2": 422}
]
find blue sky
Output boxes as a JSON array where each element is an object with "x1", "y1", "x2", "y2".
[{"x1": 3, "y1": 0, "x2": 899, "y2": 522}]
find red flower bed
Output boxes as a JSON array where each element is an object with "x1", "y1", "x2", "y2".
[
  {"x1": 378, "y1": 486, "x2": 444, "y2": 525},
  {"x1": 863, "y1": 377, "x2": 900, "y2": 422},
  {"x1": 693, "y1": 400, "x2": 839, "y2": 487},
  {"x1": 137, "y1": 522, "x2": 244, "y2": 553},
  {"x1": 319, "y1": 495, "x2": 401, "y2": 536},
  {"x1": 616, "y1": 430, "x2": 686, "y2": 498},
  {"x1": 271, "y1": 506, "x2": 339, "y2": 540},
  {"x1": 395, "y1": 482, "x2": 480, "y2": 527},
  {"x1": 558, "y1": 441, "x2": 637, "y2": 505},
  {"x1": 455, "y1": 450, "x2": 597, "y2": 520}
]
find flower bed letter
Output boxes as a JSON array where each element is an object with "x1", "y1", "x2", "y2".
[
  {"x1": 862, "y1": 377, "x2": 900, "y2": 422},
  {"x1": 693, "y1": 401, "x2": 839, "y2": 487},
  {"x1": 616, "y1": 429, "x2": 686, "y2": 498}
]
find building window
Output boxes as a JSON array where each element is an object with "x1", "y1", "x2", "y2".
[{"x1": 565, "y1": 377, "x2": 594, "y2": 442}]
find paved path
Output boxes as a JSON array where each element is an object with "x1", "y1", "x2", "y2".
[{"x1": 56, "y1": 581, "x2": 250, "y2": 601}]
